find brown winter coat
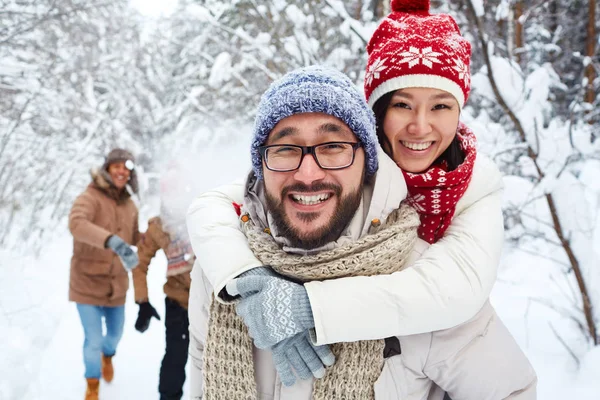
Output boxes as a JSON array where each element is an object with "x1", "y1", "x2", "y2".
[
  {"x1": 69, "y1": 168, "x2": 140, "y2": 306},
  {"x1": 132, "y1": 217, "x2": 192, "y2": 309}
]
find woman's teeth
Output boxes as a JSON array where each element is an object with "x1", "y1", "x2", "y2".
[
  {"x1": 401, "y1": 141, "x2": 433, "y2": 151},
  {"x1": 291, "y1": 194, "x2": 330, "y2": 205}
]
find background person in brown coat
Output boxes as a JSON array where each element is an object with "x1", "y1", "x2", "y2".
[
  {"x1": 132, "y1": 164, "x2": 195, "y2": 400},
  {"x1": 69, "y1": 148, "x2": 141, "y2": 400}
]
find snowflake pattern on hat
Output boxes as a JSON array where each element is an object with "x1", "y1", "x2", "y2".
[
  {"x1": 366, "y1": 57, "x2": 388, "y2": 86},
  {"x1": 398, "y1": 46, "x2": 443, "y2": 68},
  {"x1": 449, "y1": 58, "x2": 470, "y2": 86}
]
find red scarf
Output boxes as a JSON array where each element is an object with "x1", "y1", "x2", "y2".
[{"x1": 402, "y1": 123, "x2": 477, "y2": 244}]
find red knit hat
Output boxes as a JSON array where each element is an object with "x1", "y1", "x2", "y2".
[{"x1": 364, "y1": 0, "x2": 472, "y2": 110}]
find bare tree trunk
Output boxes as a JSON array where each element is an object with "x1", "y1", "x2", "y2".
[
  {"x1": 548, "y1": 0, "x2": 559, "y2": 37},
  {"x1": 463, "y1": 0, "x2": 598, "y2": 346},
  {"x1": 354, "y1": 0, "x2": 363, "y2": 20},
  {"x1": 368, "y1": 0, "x2": 385, "y2": 19},
  {"x1": 514, "y1": 0, "x2": 524, "y2": 65},
  {"x1": 584, "y1": 0, "x2": 596, "y2": 107}
]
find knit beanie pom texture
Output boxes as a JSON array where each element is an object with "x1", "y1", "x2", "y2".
[
  {"x1": 365, "y1": 0, "x2": 472, "y2": 109},
  {"x1": 251, "y1": 65, "x2": 379, "y2": 180}
]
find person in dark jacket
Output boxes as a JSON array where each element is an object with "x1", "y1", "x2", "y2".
[
  {"x1": 69, "y1": 148, "x2": 140, "y2": 400},
  {"x1": 132, "y1": 164, "x2": 195, "y2": 400}
]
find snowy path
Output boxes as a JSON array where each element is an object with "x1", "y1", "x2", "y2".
[{"x1": 17, "y1": 235, "x2": 189, "y2": 400}]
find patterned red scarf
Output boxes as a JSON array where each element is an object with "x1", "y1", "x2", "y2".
[{"x1": 402, "y1": 123, "x2": 477, "y2": 244}]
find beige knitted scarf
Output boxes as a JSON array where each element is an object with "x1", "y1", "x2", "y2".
[{"x1": 203, "y1": 203, "x2": 419, "y2": 400}]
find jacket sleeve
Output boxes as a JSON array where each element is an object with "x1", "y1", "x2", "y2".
[
  {"x1": 305, "y1": 180, "x2": 504, "y2": 344},
  {"x1": 132, "y1": 228, "x2": 160, "y2": 303},
  {"x1": 423, "y1": 302, "x2": 537, "y2": 400},
  {"x1": 188, "y1": 329, "x2": 205, "y2": 399},
  {"x1": 69, "y1": 191, "x2": 112, "y2": 248},
  {"x1": 186, "y1": 181, "x2": 263, "y2": 302},
  {"x1": 188, "y1": 263, "x2": 214, "y2": 399}
]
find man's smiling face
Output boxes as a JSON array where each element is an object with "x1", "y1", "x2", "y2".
[
  {"x1": 263, "y1": 112, "x2": 365, "y2": 249},
  {"x1": 107, "y1": 161, "x2": 131, "y2": 190}
]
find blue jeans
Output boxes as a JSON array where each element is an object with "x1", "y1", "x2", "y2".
[{"x1": 76, "y1": 303, "x2": 125, "y2": 379}]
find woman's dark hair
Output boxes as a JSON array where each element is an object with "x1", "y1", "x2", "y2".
[{"x1": 372, "y1": 91, "x2": 465, "y2": 171}]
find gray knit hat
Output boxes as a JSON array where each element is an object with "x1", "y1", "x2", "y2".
[{"x1": 251, "y1": 65, "x2": 379, "y2": 180}]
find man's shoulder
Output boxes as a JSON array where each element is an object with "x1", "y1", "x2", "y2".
[{"x1": 75, "y1": 184, "x2": 103, "y2": 204}]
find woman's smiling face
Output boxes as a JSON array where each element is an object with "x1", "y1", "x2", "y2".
[{"x1": 382, "y1": 87, "x2": 460, "y2": 173}]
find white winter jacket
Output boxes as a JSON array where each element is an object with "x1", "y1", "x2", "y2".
[
  {"x1": 186, "y1": 150, "x2": 537, "y2": 399},
  {"x1": 187, "y1": 152, "x2": 504, "y2": 344}
]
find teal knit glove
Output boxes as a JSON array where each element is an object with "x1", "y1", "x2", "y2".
[
  {"x1": 272, "y1": 331, "x2": 335, "y2": 386},
  {"x1": 227, "y1": 275, "x2": 314, "y2": 349},
  {"x1": 106, "y1": 235, "x2": 138, "y2": 271}
]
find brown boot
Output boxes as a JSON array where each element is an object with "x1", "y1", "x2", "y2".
[
  {"x1": 101, "y1": 354, "x2": 114, "y2": 383},
  {"x1": 85, "y1": 378, "x2": 99, "y2": 400}
]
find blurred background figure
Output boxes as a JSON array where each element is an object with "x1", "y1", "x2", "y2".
[
  {"x1": 132, "y1": 160, "x2": 196, "y2": 400},
  {"x1": 68, "y1": 148, "x2": 141, "y2": 400}
]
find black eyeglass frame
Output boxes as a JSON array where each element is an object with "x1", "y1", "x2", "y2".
[{"x1": 258, "y1": 141, "x2": 363, "y2": 172}]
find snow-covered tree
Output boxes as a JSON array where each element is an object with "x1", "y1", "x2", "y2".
[{"x1": 0, "y1": 0, "x2": 162, "y2": 250}]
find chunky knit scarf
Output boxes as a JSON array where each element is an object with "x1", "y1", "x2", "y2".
[
  {"x1": 203, "y1": 203, "x2": 420, "y2": 400},
  {"x1": 403, "y1": 123, "x2": 477, "y2": 244}
]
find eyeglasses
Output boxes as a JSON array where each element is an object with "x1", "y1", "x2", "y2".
[{"x1": 258, "y1": 142, "x2": 363, "y2": 172}]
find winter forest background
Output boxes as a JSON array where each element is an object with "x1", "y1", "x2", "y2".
[{"x1": 1, "y1": 0, "x2": 599, "y2": 399}]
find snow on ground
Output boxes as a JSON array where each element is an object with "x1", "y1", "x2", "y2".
[{"x1": 491, "y1": 248, "x2": 600, "y2": 400}]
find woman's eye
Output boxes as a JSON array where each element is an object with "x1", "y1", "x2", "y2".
[
  {"x1": 392, "y1": 102, "x2": 410, "y2": 109},
  {"x1": 432, "y1": 104, "x2": 452, "y2": 110}
]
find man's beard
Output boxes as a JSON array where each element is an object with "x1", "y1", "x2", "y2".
[{"x1": 265, "y1": 182, "x2": 363, "y2": 249}]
